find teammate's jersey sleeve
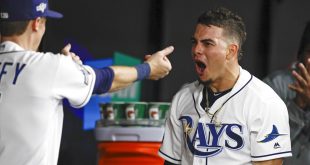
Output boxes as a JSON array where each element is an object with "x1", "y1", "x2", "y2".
[
  {"x1": 158, "y1": 92, "x2": 183, "y2": 164},
  {"x1": 52, "y1": 55, "x2": 96, "y2": 108},
  {"x1": 249, "y1": 95, "x2": 292, "y2": 161}
]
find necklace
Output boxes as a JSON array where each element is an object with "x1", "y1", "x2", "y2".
[
  {"x1": 205, "y1": 89, "x2": 229, "y2": 127},
  {"x1": 204, "y1": 75, "x2": 253, "y2": 127}
]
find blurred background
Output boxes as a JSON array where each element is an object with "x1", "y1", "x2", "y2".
[{"x1": 40, "y1": 0, "x2": 310, "y2": 164}]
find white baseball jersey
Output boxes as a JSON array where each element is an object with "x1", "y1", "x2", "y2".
[
  {"x1": 0, "y1": 41, "x2": 96, "y2": 165},
  {"x1": 159, "y1": 67, "x2": 292, "y2": 165}
]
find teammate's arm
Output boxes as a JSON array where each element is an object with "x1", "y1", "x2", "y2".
[
  {"x1": 104, "y1": 46, "x2": 173, "y2": 93},
  {"x1": 253, "y1": 158, "x2": 283, "y2": 165},
  {"x1": 61, "y1": 43, "x2": 173, "y2": 94},
  {"x1": 63, "y1": 45, "x2": 173, "y2": 94}
]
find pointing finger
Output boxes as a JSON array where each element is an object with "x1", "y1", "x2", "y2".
[{"x1": 157, "y1": 46, "x2": 174, "y2": 57}]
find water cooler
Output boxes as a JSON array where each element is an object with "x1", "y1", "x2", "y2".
[{"x1": 95, "y1": 102, "x2": 169, "y2": 165}]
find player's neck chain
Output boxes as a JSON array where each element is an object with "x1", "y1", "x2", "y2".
[
  {"x1": 205, "y1": 75, "x2": 253, "y2": 127},
  {"x1": 205, "y1": 88, "x2": 231, "y2": 127}
]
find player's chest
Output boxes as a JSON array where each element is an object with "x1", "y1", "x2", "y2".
[{"x1": 178, "y1": 103, "x2": 249, "y2": 158}]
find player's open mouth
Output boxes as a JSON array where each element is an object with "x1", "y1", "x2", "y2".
[
  {"x1": 195, "y1": 61, "x2": 206, "y2": 75},
  {"x1": 196, "y1": 61, "x2": 206, "y2": 68}
]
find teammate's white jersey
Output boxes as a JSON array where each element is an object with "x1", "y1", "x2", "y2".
[
  {"x1": 159, "y1": 67, "x2": 292, "y2": 165},
  {"x1": 0, "y1": 41, "x2": 96, "y2": 165}
]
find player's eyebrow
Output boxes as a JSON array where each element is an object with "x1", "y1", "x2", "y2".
[
  {"x1": 201, "y1": 38, "x2": 215, "y2": 44},
  {"x1": 190, "y1": 37, "x2": 215, "y2": 45}
]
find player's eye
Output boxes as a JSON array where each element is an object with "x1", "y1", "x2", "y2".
[{"x1": 190, "y1": 38, "x2": 197, "y2": 45}]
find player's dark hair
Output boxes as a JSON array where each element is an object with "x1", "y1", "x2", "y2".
[
  {"x1": 0, "y1": 20, "x2": 29, "y2": 36},
  {"x1": 197, "y1": 7, "x2": 247, "y2": 60},
  {"x1": 297, "y1": 21, "x2": 310, "y2": 64}
]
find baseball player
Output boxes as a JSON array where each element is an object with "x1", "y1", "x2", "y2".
[
  {"x1": 159, "y1": 7, "x2": 291, "y2": 165},
  {"x1": 0, "y1": 0, "x2": 173, "y2": 164}
]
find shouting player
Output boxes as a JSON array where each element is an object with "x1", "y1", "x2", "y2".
[
  {"x1": 0, "y1": 0, "x2": 173, "y2": 164},
  {"x1": 159, "y1": 7, "x2": 292, "y2": 165}
]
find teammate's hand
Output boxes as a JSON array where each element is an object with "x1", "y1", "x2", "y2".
[
  {"x1": 145, "y1": 46, "x2": 174, "y2": 80},
  {"x1": 289, "y1": 58, "x2": 310, "y2": 109},
  {"x1": 61, "y1": 43, "x2": 83, "y2": 65}
]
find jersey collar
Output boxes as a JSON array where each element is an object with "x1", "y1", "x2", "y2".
[
  {"x1": 0, "y1": 41, "x2": 25, "y2": 53},
  {"x1": 231, "y1": 66, "x2": 252, "y2": 94},
  {"x1": 193, "y1": 66, "x2": 253, "y2": 113}
]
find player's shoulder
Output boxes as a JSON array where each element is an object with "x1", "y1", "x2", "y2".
[
  {"x1": 175, "y1": 81, "x2": 200, "y2": 97},
  {"x1": 25, "y1": 51, "x2": 73, "y2": 66},
  {"x1": 246, "y1": 73, "x2": 286, "y2": 108},
  {"x1": 238, "y1": 68, "x2": 283, "y2": 103},
  {"x1": 23, "y1": 50, "x2": 59, "y2": 60},
  {"x1": 239, "y1": 70, "x2": 287, "y2": 118}
]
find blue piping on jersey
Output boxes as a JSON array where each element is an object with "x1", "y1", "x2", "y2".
[
  {"x1": 211, "y1": 75, "x2": 253, "y2": 123},
  {"x1": 251, "y1": 151, "x2": 292, "y2": 158},
  {"x1": 192, "y1": 94, "x2": 201, "y2": 118},
  {"x1": 158, "y1": 149, "x2": 181, "y2": 162}
]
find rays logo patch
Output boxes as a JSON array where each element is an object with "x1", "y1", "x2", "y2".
[{"x1": 258, "y1": 125, "x2": 286, "y2": 143}]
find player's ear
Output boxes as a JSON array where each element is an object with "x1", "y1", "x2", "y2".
[
  {"x1": 226, "y1": 43, "x2": 238, "y2": 60},
  {"x1": 31, "y1": 17, "x2": 44, "y2": 32}
]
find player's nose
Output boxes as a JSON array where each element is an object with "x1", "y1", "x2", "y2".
[{"x1": 192, "y1": 43, "x2": 204, "y2": 57}]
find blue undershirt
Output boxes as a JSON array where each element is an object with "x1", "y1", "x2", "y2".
[
  {"x1": 92, "y1": 67, "x2": 114, "y2": 94},
  {"x1": 91, "y1": 63, "x2": 150, "y2": 94}
]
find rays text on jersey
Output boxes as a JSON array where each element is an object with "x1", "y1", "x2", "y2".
[
  {"x1": 179, "y1": 116, "x2": 244, "y2": 158},
  {"x1": 0, "y1": 62, "x2": 26, "y2": 85}
]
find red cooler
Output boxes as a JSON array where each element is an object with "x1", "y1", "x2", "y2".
[{"x1": 95, "y1": 126, "x2": 165, "y2": 165}]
